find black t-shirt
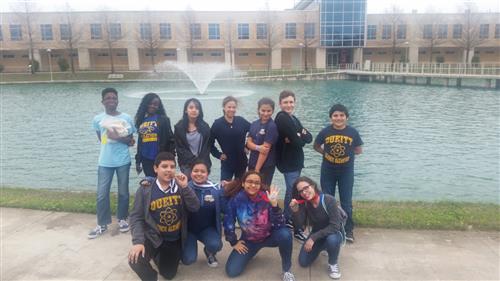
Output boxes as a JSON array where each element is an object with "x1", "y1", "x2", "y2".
[
  {"x1": 150, "y1": 180, "x2": 182, "y2": 241},
  {"x1": 315, "y1": 125, "x2": 363, "y2": 169}
]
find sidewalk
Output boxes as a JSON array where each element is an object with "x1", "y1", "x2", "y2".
[{"x1": 1, "y1": 207, "x2": 499, "y2": 280}]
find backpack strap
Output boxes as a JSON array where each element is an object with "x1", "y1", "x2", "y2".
[{"x1": 320, "y1": 194, "x2": 328, "y2": 215}]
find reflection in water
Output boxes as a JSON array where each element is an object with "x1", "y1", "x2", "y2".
[{"x1": 1, "y1": 80, "x2": 499, "y2": 203}]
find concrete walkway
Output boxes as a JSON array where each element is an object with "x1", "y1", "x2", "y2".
[{"x1": 1, "y1": 207, "x2": 499, "y2": 280}]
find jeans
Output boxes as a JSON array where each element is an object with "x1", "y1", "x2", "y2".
[
  {"x1": 320, "y1": 165, "x2": 354, "y2": 234},
  {"x1": 96, "y1": 163, "x2": 130, "y2": 226},
  {"x1": 259, "y1": 166, "x2": 276, "y2": 186},
  {"x1": 220, "y1": 164, "x2": 247, "y2": 181},
  {"x1": 298, "y1": 232, "x2": 343, "y2": 267},
  {"x1": 129, "y1": 238, "x2": 181, "y2": 281},
  {"x1": 225, "y1": 227, "x2": 292, "y2": 277},
  {"x1": 283, "y1": 170, "x2": 301, "y2": 221},
  {"x1": 182, "y1": 227, "x2": 223, "y2": 265}
]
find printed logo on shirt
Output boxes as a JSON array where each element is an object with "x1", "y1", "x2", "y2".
[
  {"x1": 324, "y1": 135, "x2": 353, "y2": 165},
  {"x1": 150, "y1": 195, "x2": 181, "y2": 211},
  {"x1": 139, "y1": 121, "x2": 158, "y2": 143},
  {"x1": 259, "y1": 128, "x2": 266, "y2": 135}
]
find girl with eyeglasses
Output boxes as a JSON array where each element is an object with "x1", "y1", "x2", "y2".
[
  {"x1": 290, "y1": 176, "x2": 345, "y2": 280},
  {"x1": 223, "y1": 171, "x2": 296, "y2": 281}
]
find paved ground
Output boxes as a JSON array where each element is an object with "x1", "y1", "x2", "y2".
[{"x1": 1, "y1": 207, "x2": 499, "y2": 280}]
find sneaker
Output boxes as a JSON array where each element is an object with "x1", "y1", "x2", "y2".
[
  {"x1": 285, "y1": 219, "x2": 294, "y2": 230},
  {"x1": 88, "y1": 225, "x2": 107, "y2": 239},
  {"x1": 204, "y1": 247, "x2": 218, "y2": 268},
  {"x1": 283, "y1": 271, "x2": 296, "y2": 281},
  {"x1": 328, "y1": 264, "x2": 341, "y2": 279},
  {"x1": 118, "y1": 219, "x2": 130, "y2": 233},
  {"x1": 293, "y1": 229, "x2": 307, "y2": 243},
  {"x1": 345, "y1": 232, "x2": 354, "y2": 243}
]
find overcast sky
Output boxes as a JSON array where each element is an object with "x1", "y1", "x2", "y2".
[{"x1": 1, "y1": 0, "x2": 498, "y2": 13}]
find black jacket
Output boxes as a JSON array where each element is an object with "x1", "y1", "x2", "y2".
[
  {"x1": 274, "y1": 111, "x2": 312, "y2": 173},
  {"x1": 174, "y1": 120, "x2": 212, "y2": 169},
  {"x1": 135, "y1": 115, "x2": 175, "y2": 163}
]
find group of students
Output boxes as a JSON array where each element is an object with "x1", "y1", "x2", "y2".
[{"x1": 90, "y1": 87, "x2": 363, "y2": 281}]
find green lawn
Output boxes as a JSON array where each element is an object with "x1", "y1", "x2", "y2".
[{"x1": 1, "y1": 187, "x2": 498, "y2": 231}]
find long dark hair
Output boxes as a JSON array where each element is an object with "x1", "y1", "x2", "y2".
[
  {"x1": 135, "y1": 93, "x2": 167, "y2": 129},
  {"x1": 291, "y1": 176, "x2": 321, "y2": 200},
  {"x1": 181, "y1": 98, "x2": 204, "y2": 129},
  {"x1": 224, "y1": 170, "x2": 268, "y2": 198}
]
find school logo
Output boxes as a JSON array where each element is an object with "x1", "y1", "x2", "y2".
[
  {"x1": 160, "y1": 207, "x2": 178, "y2": 225},
  {"x1": 330, "y1": 143, "x2": 345, "y2": 158}
]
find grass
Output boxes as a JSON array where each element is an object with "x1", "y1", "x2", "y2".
[{"x1": 1, "y1": 187, "x2": 499, "y2": 231}]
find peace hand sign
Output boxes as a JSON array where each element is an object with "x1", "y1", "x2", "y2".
[{"x1": 266, "y1": 185, "x2": 280, "y2": 207}]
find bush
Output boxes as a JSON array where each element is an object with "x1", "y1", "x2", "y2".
[
  {"x1": 29, "y1": 59, "x2": 40, "y2": 73},
  {"x1": 471, "y1": 56, "x2": 480, "y2": 64},
  {"x1": 57, "y1": 57, "x2": 69, "y2": 72},
  {"x1": 0, "y1": 64, "x2": 4, "y2": 73},
  {"x1": 435, "y1": 56, "x2": 445, "y2": 63}
]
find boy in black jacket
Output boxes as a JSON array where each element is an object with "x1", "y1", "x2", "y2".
[{"x1": 128, "y1": 152, "x2": 200, "y2": 280}]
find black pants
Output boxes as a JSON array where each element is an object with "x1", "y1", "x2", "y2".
[
  {"x1": 141, "y1": 157, "x2": 156, "y2": 177},
  {"x1": 129, "y1": 239, "x2": 182, "y2": 281}
]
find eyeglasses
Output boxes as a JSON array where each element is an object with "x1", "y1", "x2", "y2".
[
  {"x1": 297, "y1": 185, "x2": 312, "y2": 194},
  {"x1": 245, "y1": 180, "x2": 261, "y2": 186}
]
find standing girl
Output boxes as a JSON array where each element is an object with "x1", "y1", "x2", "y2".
[
  {"x1": 290, "y1": 176, "x2": 345, "y2": 279},
  {"x1": 275, "y1": 90, "x2": 312, "y2": 241},
  {"x1": 246, "y1": 98, "x2": 279, "y2": 186},
  {"x1": 182, "y1": 160, "x2": 225, "y2": 268},
  {"x1": 135, "y1": 93, "x2": 175, "y2": 177},
  {"x1": 223, "y1": 171, "x2": 295, "y2": 281},
  {"x1": 174, "y1": 98, "x2": 211, "y2": 177},
  {"x1": 210, "y1": 96, "x2": 250, "y2": 181}
]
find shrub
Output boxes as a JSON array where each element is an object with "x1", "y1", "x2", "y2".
[
  {"x1": 471, "y1": 56, "x2": 480, "y2": 64},
  {"x1": 29, "y1": 59, "x2": 40, "y2": 73},
  {"x1": 57, "y1": 57, "x2": 69, "y2": 72},
  {"x1": 0, "y1": 64, "x2": 4, "y2": 73},
  {"x1": 435, "y1": 56, "x2": 445, "y2": 63}
]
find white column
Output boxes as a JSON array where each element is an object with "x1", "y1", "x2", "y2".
[
  {"x1": 463, "y1": 48, "x2": 475, "y2": 63},
  {"x1": 77, "y1": 48, "x2": 91, "y2": 70},
  {"x1": 176, "y1": 48, "x2": 188, "y2": 64},
  {"x1": 409, "y1": 46, "x2": 419, "y2": 64},
  {"x1": 127, "y1": 46, "x2": 140, "y2": 71},
  {"x1": 353, "y1": 47, "x2": 363, "y2": 65},
  {"x1": 271, "y1": 48, "x2": 282, "y2": 70},
  {"x1": 315, "y1": 48, "x2": 326, "y2": 69},
  {"x1": 33, "y1": 49, "x2": 42, "y2": 69},
  {"x1": 224, "y1": 47, "x2": 234, "y2": 67}
]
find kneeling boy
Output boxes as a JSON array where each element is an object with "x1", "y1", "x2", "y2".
[{"x1": 128, "y1": 152, "x2": 200, "y2": 280}]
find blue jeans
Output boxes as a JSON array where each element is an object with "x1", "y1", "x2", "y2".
[
  {"x1": 298, "y1": 232, "x2": 343, "y2": 266},
  {"x1": 225, "y1": 228, "x2": 292, "y2": 277},
  {"x1": 96, "y1": 163, "x2": 130, "y2": 226},
  {"x1": 320, "y1": 165, "x2": 354, "y2": 234},
  {"x1": 220, "y1": 164, "x2": 246, "y2": 181},
  {"x1": 283, "y1": 170, "x2": 301, "y2": 221},
  {"x1": 182, "y1": 227, "x2": 223, "y2": 265}
]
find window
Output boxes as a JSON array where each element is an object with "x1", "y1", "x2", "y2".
[
  {"x1": 160, "y1": 23, "x2": 171, "y2": 39},
  {"x1": 60, "y1": 24, "x2": 70, "y2": 40},
  {"x1": 97, "y1": 52, "x2": 109, "y2": 57},
  {"x1": 304, "y1": 23, "x2": 315, "y2": 39},
  {"x1": 210, "y1": 51, "x2": 222, "y2": 56},
  {"x1": 116, "y1": 52, "x2": 127, "y2": 57},
  {"x1": 109, "y1": 23, "x2": 121, "y2": 40},
  {"x1": 190, "y1": 24, "x2": 201, "y2": 40},
  {"x1": 192, "y1": 52, "x2": 203, "y2": 57},
  {"x1": 438, "y1": 24, "x2": 447, "y2": 39},
  {"x1": 382, "y1": 25, "x2": 391, "y2": 40},
  {"x1": 285, "y1": 23, "x2": 296, "y2": 39},
  {"x1": 480, "y1": 24, "x2": 489, "y2": 39},
  {"x1": 90, "y1": 24, "x2": 102, "y2": 40},
  {"x1": 256, "y1": 23, "x2": 267, "y2": 39},
  {"x1": 40, "y1": 24, "x2": 53, "y2": 40},
  {"x1": 140, "y1": 23, "x2": 152, "y2": 40},
  {"x1": 3, "y1": 54, "x2": 15, "y2": 59},
  {"x1": 397, "y1": 24, "x2": 406, "y2": 39},
  {"x1": 495, "y1": 24, "x2": 500, "y2": 39},
  {"x1": 256, "y1": 52, "x2": 267, "y2": 56},
  {"x1": 238, "y1": 53, "x2": 248, "y2": 56},
  {"x1": 208, "y1": 24, "x2": 220, "y2": 40},
  {"x1": 238, "y1": 23, "x2": 249, "y2": 39},
  {"x1": 423, "y1": 24, "x2": 432, "y2": 39},
  {"x1": 164, "y1": 52, "x2": 176, "y2": 57},
  {"x1": 453, "y1": 24, "x2": 462, "y2": 39},
  {"x1": 10, "y1": 24, "x2": 22, "y2": 41},
  {"x1": 367, "y1": 25, "x2": 376, "y2": 40}
]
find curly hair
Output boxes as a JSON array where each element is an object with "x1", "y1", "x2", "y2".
[
  {"x1": 291, "y1": 176, "x2": 321, "y2": 200},
  {"x1": 224, "y1": 170, "x2": 269, "y2": 198},
  {"x1": 134, "y1": 93, "x2": 167, "y2": 129}
]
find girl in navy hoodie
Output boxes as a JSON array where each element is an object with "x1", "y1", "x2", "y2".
[{"x1": 182, "y1": 160, "x2": 225, "y2": 267}]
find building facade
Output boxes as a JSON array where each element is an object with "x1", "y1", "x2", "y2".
[{"x1": 0, "y1": 0, "x2": 498, "y2": 72}]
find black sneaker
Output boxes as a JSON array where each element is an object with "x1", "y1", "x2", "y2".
[
  {"x1": 87, "y1": 225, "x2": 107, "y2": 239},
  {"x1": 345, "y1": 232, "x2": 355, "y2": 243},
  {"x1": 293, "y1": 229, "x2": 307, "y2": 243},
  {"x1": 204, "y1": 248, "x2": 218, "y2": 268},
  {"x1": 285, "y1": 219, "x2": 294, "y2": 230}
]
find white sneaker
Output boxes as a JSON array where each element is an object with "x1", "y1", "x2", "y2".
[
  {"x1": 328, "y1": 264, "x2": 341, "y2": 279},
  {"x1": 283, "y1": 271, "x2": 296, "y2": 281},
  {"x1": 118, "y1": 219, "x2": 129, "y2": 233}
]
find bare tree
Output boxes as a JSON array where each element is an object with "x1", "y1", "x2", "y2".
[
  {"x1": 180, "y1": 8, "x2": 197, "y2": 63},
  {"x1": 300, "y1": 13, "x2": 319, "y2": 70},
  {"x1": 101, "y1": 11, "x2": 120, "y2": 73},
  {"x1": 11, "y1": 0, "x2": 37, "y2": 73},
  {"x1": 383, "y1": 6, "x2": 406, "y2": 64},
  {"x1": 419, "y1": 14, "x2": 445, "y2": 63},
  {"x1": 454, "y1": 9, "x2": 485, "y2": 63},
  {"x1": 259, "y1": 5, "x2": 282, "y2": 72},
  {"x1": 60, "y1": 3, "x2": 83, "y2": 74},
  {"x1": 224, "y1": 17, "x2": 234, "y2": 70},
  {"x1": 137, "y1": 11, "x2": 161, "y2": 72}
]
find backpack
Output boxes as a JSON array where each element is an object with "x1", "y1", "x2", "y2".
[{"x1": 319, "y1": 194, "x2": 347, "y2": 245}]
